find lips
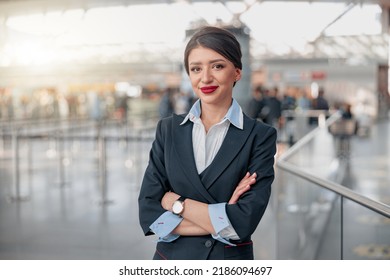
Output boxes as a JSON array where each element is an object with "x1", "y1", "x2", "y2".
[{"x1": 200, "y1": 86, "x2": 219, "y2": 94}]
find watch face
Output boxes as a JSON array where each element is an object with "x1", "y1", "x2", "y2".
[{"x1": 172, "y1": 200, "x2": 184, "y2": 215}]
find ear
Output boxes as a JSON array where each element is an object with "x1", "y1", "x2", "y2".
[{"x1": 235, "y1": 68, "x2": 242, "y2": 82}]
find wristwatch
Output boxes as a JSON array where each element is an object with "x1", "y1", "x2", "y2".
[{"x1": 172, "y1": 196, "x2": 186, "y2": 215}]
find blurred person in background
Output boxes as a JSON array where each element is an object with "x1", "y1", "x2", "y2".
[
  {"x1": 246, "y1": 85, "x2": 266, "y2": 122},
  {"x1": 312, "y1": 87, "x2": 329, "y2": 111},
  {"x1": 158, "y1": 87, "x2": 175, "y2": 119},
  {"x1": 263, "y1": 86, "x2": 282, "y2": 130},
  {"x1": 138, "y1": 26, "x2": 277, "y2": 260},
  {"x1": 296, "y1": 89, "x2": 311, "y2": 111},
  {"x1": 310, "y1": 87, "x2": 329, "y2": 125},
  {"x1": 281, "y1": 89, "x2": 296, "y2": 145},
  {"x1": 340, "y1": 102, "x2": 353, "y2": 120},
  {"x1": 174, "y1": 91, "x2": 191, "y2": 115}
]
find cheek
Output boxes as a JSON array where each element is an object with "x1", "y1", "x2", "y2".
[
  {"x1": 221, "y1": 72, "x2": 236, "y2": 85},
  {"x1": 189, "y1": 75, "x2": 200, "y2": 88}
]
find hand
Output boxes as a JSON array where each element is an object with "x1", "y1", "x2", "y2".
[
  {"x1": 161, "y1": 191, "x2": 181, "y2": 211},
  {"x1": 228, "y1": 172, "x2": 257, "y2": 204}
]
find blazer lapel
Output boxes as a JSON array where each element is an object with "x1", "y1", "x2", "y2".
[
  {"x1": 171, "y1": 115, "x2": 217, "y2": 203},
  {"x1": 200, "y1": 115, "x2": 256, "y2": 189}
]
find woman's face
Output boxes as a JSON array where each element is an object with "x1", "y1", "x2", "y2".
[{"x1": 188, "y1": 46, "x2": 241, "y2": 107}]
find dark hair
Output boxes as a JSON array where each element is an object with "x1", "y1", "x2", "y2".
[{"x1": 184, "y1": 26, "x2": 242, "y2": 75}]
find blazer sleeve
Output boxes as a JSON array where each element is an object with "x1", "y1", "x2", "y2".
[
  {"x1": 225, "y1": 124, "x2": 277, "y2": 240},
  {"x1": 138, "y1": 119, "x2": 171, "y2": 236}
]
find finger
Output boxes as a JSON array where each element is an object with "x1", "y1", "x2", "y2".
[
  {"x1": 234, "y1": 184, "x2": 250, "y2": 196},
  {"x1": 237, "y1": 185, "x2": 250, "y2": 195},
  {"x1": 241, "y1": 174, "x2": 255, "y2": 184},
  {"x1": 240, "y1": 172, "x2": 250, "y2": 182},
  {"x1": 229, "y1": 185, "x2": 251, "y2": 204},
  {"x1": 239, "y1": 177, "x2": 256, "y2": 188},
  {"x1": 242, "y1": 173, "x2": 256, "y2": 183}
]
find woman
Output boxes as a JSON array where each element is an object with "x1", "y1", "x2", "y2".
[{"x1": 138, "y1": 26, "x2": 277, "y2": 260}]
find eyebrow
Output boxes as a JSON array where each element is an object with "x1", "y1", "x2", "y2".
[{"x1": 189, "y1": 58, "x2": 226, "y2": 65}]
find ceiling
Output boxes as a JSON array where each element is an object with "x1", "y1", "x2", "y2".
[
  {"x1": 0, "y1": 0, "x2": 389, "y2": 87},
  {"x1": 0, "y1": 0, "x2": 389, "y2": 15}
]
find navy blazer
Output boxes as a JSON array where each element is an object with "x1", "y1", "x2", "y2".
[{"x1": 138, "y1": 113, "x2": 277, "y2": 260}]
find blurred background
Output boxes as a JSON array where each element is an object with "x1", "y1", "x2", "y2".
[{"x1": 0, "y1": 0, "x2": 389, "y2": 260}]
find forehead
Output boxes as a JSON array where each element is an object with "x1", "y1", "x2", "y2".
[{"x1": 188, "y1": 46, "x2": 227, "y2": 63}]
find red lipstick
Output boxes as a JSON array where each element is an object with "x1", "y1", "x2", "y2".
[{"x1": 200, "y1": 86, "x2": 219, "y2": 94}]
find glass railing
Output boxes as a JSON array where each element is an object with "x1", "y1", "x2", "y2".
[{"x1": 274, "y1": 113, "x2": 390, "y2": 259}]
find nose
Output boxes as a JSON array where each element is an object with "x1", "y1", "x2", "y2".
[{"x1": 201, "y1": 68, "x2": 213, "y2": 84}]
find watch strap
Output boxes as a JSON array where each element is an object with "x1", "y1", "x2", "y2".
[{"x1": 177, "y1": 196, "x2": 186, "y2": 202}]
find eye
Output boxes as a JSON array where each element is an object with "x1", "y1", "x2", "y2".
[
  {"x1": 213, "y1": 64, "x2": 225, "y2": 70},
  {"x1": 190, "y1": 67, "x2": 201, "y2": 73}
]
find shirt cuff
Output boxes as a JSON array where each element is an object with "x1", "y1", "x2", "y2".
[
  {"x1": 208, "y1": 203, "x2": 239, "y2": 245},
  {"x1": 149, "y1": 211, "x2": 183, "y2": 241},
  {"x1": 211, "y1": 233, "x2": 236, "y2": 246},
  {"x1": 158, "y1": 233, "x2": 180, "y2": 243}
]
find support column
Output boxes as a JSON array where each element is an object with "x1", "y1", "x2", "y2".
[
  {"x1": 380, "y1": 5, "x2": 390, "y2": 119},
  {"x1": 228, "y1": 26, "x2": 252, "y2": 110}
]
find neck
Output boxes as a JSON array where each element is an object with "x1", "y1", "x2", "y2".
[{"x1": 200, "y1": 99, "x2": 232, "y2": 130}]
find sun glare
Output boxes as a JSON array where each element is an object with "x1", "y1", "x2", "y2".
[{"x1": 2, "y1": 1, "x2": 383, "y2": 66}]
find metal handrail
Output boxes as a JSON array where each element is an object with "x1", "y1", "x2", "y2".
[
  {"x1": 0, "y1": 110, "x2": 158, "y2": 128},
  {"x1": 276, "y1": 112, "x2": 390, "y2": 218},
  {"x1": 277, "y1": 160, "x2": 390, "y2": 218},
  {"x1": 4, "y1": 118, "x2": 156, "y2": 203}
]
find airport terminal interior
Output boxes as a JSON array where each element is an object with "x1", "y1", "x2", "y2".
[{"x1": 0, "y1": 0, "x2": 389, "y2": 260}]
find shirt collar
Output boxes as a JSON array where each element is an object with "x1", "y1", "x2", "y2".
[{"x1": 180, "y1": 98, "x2": 243, "y2": 130}]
